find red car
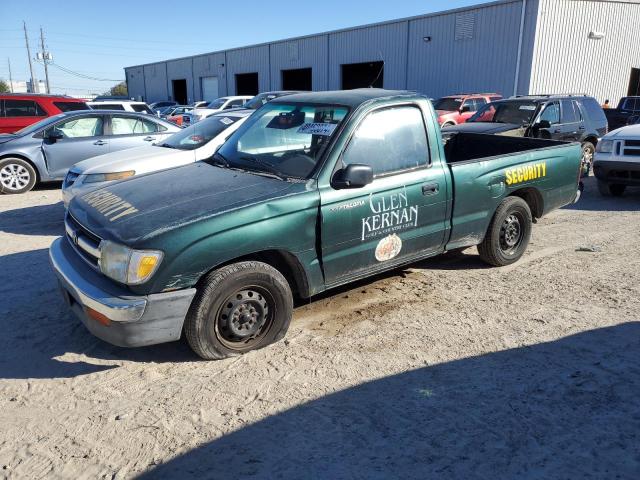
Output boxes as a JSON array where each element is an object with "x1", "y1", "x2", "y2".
[
  {"x1": 433, "y1": 93, "x2": 502, "y2": 127},
  {"x1": 0, "y1": 94, "x2": 89, "y2": 134}
]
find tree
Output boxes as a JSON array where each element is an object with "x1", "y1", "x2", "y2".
[
  {"x1": 0, "y1": 79, "x2": 10, "y2": 93},
  {"x1": 104, "y1": 81, "x2": 128, "y2": 97}
]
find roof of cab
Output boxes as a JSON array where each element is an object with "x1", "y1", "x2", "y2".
[{"x1": 271, "y1": 88, "x2": 417, "y2": 108}]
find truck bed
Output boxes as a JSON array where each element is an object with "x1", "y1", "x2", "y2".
[{"x1": 442, "y1": 133, "x2": 582, "y2": 251}]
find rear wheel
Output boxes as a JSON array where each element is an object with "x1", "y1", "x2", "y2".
[
  {"x1": 0, "y1": 158, "x2": 37, "y2": 194},
  {"x1": 478, "y1": 197, "x2": 532, "y2": 267},
  {"x1": 184, "y1": 261, "x2": 293, "y2": 360},
  {"x1": 580, "y1": 142, "x2": 595, "y2": 176}
]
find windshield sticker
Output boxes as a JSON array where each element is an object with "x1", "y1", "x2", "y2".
[
  {"x1": 219, "y1": 117, "x2": 234, "y2": 125},
  {"x1": 361, "y1": 187, "x2": 419, "y2": 240},
  {"x1": 82, "y1": 189, "x2": 139, "y2": 222},
  {"x1": 506, "y1": 161, "x2": 546, "y2": 186},
  {"x1": 519, "y1": 105, "x2": 536, "y2": 110},
  {"x1": 297, "y1": 122, "x2": 337, "y2": 136},
  {"x1": 375, "y1": 234, "x2": 402, "y2": 262}
]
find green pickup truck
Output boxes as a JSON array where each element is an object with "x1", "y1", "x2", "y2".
[{"x1": 50, "y1": 89, "x2": 582, "y2": 359}]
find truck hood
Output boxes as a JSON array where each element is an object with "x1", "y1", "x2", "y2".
[
  {"x1": 442, "y1": 122, "x2": 525, "y2": 135},
  {"x1": 605, "y1": 123, "x2": 640, "y2": 139},
  {"x1": 71, "y1": 145, "x2": 194, "y2": 175},
  {"x1": 68, "y1": 162, "x2": 295, "y2": 244}
]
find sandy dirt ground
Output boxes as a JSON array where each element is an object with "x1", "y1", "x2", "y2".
[{"x1": 0, "y1": 177, "x2": 639, "y2": 479}]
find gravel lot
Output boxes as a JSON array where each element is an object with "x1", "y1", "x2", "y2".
[{"x1": 0, "y1": 177, "x2": 639, "y2": 479}]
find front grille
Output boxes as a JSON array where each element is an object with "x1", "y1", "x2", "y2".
[
  {"x1": 64, "y1": 171, "x2": 80, "y2": 188},
  {"x1": 65, "y1": 214, "x2": 102, "y2": 268},
  {"x1": 623, "y1": 140, "x2": 640, "y2": 157}
]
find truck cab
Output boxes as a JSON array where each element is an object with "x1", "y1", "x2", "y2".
[{"x1": 50, "y1": 89, "x2": 582, "y2": 359}]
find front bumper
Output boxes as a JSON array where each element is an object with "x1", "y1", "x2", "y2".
[
  {"x1": 593, "y1": 160, "x2": 640, "y2": 186},
  {"x1": 49, "y1": 237, "x2": 196, "y2": 347}
]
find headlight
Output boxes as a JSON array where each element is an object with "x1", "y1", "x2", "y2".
[
  {"x1": 99, "y1": 240, "x2": 163, "y2": 285},
  {"x1": 595, "y1": 140, "x2": 613, "y2": 153},
  {"x1": 84, "y1": 170, "x2": 135, "y2": 184}
]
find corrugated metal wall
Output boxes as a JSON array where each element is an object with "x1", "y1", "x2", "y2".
[
  {"x1": 192, "y1": 52, "x2": 228, "y2": 99},
  {"x1": 125, "y1": 66, "x2": 145, "y2": 101},
  {"x1": 225, "y1": 45, "x2": 271, "y2": 95},
  {"x1": 269, "y1": 36, "x2": 329, "y2": 90},
  {"x1": 529, "y1": 0, "x2": 640, "y2": 104},
  {"x1": 142, "y1": 63, "x2": 168, "y2": 102}
]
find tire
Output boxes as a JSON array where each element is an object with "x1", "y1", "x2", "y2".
[
  {"x1": 597, "y1": 180, "x2": 626, "y2": 197},
  {"x1": 0, "y1": 158, "x2": 37, "y2": 194},
  {"x1": 441, "y1": 122, "x2": 455, "y2": 128},
  {"x1": 580, "y1": 142, "x2": 595, "y2": 176},
  {"x1": 184, "y1": 261, "x2": 293, "y2": 360},
  {"x1": 478, "y1": 196, "x2": 532, "y2": 267}
]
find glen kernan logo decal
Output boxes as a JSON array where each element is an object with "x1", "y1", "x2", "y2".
[
  {"x1": 361, "y1": 187, "x2": 419, "y2": 241},
  {"x1": 375, "y1": 234, "x2": 402, "y2": 262},
  {"x1": 82, "y1": 189, "x2": 139, "y2": 222}
]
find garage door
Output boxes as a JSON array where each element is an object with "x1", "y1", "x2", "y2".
[{"x1": 201, "y1": 76, "x2": 219, "y2": 102}]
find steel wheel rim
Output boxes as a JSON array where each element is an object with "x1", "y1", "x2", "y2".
[
  {"x1": 499, "y1": 213, "x2": 523, "y2": 255},
  {"x1": 214, "y1": 287, "x2": 275, "y2": 350},
  {"x1": 582, "y1": 145, "x2": 594, "y2": 166},
  {"x1": 0, "y1": 163, "x2": 31, "y2": 191}
]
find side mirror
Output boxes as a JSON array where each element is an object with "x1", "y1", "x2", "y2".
[
  {"x1": 47, "y1": 131, "x2": 63, "y2": 142},
  {"x1": 535, "y1": 119, "x2": 551, "y2": 129},
  {"x1": 332, "y1": 163, "x2": 374, "y2": 189},
  {"x1": 459, "y1": 105, "x2": 471, "y2": 113}
]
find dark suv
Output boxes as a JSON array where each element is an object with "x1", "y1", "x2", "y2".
[{"x1": 442, "y1": 94, "x2": 608, "y2": 171}]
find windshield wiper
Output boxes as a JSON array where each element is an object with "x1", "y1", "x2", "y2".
[
  {"x1": 238, "y1": 156, "x2": 289, "y2": 181},
  {"x1": 158, "y1": 143, "x2": 176, "y2": 149},
  {"x1": 210, "y1": 152, "x2": 230, "y2": 168}
]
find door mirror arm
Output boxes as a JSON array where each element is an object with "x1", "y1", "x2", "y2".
[{"x1": 332, "y1": 163, "x2": 374, "y2": 189}]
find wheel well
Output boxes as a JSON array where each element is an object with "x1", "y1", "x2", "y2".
[
  {"x1": 509, "y1": 187, "x2": 544, "y2": 219},
  {"x1": 0, "y1": 154, "x2": 41, "y2": 182},
  {"x1": 201, "y1": 250, "x2": 310, "y2": 300},
  {"x1": 583, "y1": 136, "x2": 598, "y2": 147}
]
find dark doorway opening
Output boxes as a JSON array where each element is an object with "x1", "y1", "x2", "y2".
[
  {"x1": 282, "y1": 68, "x2": 312, "y2": 91},
  {"x1": 341, "y1": 61, "x2": 384, "y2": 90},
  {"x1": 171, "y1": 79, "x2": 188, "y2": 105},
  {"x1": 627, "y1": 68, "x2": 640, "y2": 96},
  {"x1": 236, "y1": 73, "x2": 259, "y2": 95}
]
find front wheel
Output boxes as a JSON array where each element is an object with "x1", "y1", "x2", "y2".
[
  {"x1": 0, "y1": 158, "x2": 37, "y2": 194},
  {"x1": 184, "y1": 261, "x2": 293, "y2": 360},
  {"x1": 478, "y1": 197, "x2": 532, "y2": 267},
  {"x1": 581, "y1": 142, "x2": 595, "y2": 176}
]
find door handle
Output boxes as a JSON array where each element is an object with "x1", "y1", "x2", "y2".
[
  {"x1": 422, "y1": 182, "x2": 439, "y2": 195},
  {"x1": 143, "y1": 136, "x2": 155, "y2": 141},
  {"x1": 93, "y1": 140, "x2": 107, "y2": 146},
  {"x1": 578, "y1": 126, "x2": 586, "y2": 130}
]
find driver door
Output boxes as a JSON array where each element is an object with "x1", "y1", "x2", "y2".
[
  {"x1": 319, "y1": 105, "x2": 448, "y2": 286},
  {"x1": 42, "y1": 114, "x2": 108, "y2": 178}
]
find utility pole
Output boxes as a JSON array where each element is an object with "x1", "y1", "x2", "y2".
[
  {"x1": 39, "y1": 27, "x2": 50, "y2": 94},
  {"x1": 23, "y1": 21, "x2": 37, "y2": 93},
  {"x1": 7, "y1": 58, "x2": 14, "y2": 93}
]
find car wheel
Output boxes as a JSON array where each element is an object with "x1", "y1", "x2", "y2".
[
  {"x1": 478, "y1": 196, "x2": 532, "y2": 267},
  {"x1": 0, "y1": 158, "x2": 37, "y2": 194},
  {"x1": 184, "y1": 261, "x2": 293, "y2": 360},
  {"x1": 581, "y1": 142, "x2": 595, "y2": 175},
  {"x1": 441, "y1": 122, "x2": 455, "y2": 128},
  {"x1": 609, "y1": 184, "x2": 626, "y2": 197}
]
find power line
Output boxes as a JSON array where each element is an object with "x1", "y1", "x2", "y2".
[{"x1": 47, "y1": 62, "x2": 123, "y2": 82}]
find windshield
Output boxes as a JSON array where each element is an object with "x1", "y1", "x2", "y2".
[
  {"x1": 158, "y1": 114, "x2": 242, "y2": 150},
  {"x1": 244, "y1": 93, "x2": 279, "y2": 110},
  {"x1": 433, "y1": 97, "x2": 463, "y2": 111},
  {"x1": 467, "y1": 101, "x2": 539, "y2": 124},
  {"x1": 14, "y1": 113, "x2": 67, "y2": 136},
  {"x1": 206, "y1": 99, "x2": 226, "y2": 109},
  {"x1": 215, "y1": 103, "x2": 348, "y2": 180}
]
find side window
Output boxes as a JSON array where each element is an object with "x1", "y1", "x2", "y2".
[
  {"x1": 572, "y1": 100, "x2": 583, "y2": 121},
  {"x1": 342, "y1": 106, "x2": 429, "y2": 176},
  {"x1": 51, "y1": 116, "x2": 104, "y2": 138},
  {"x1": 92, "y1": 103, "x2": 125, "y2": 111},
  {"x1": 561, "y1": 100, "x2": 579, "y2": 123},
  {"x1": 475, "y1": 98, "x2": 487, "y2": 108},
  {"x1": 4, "y1": 100, "x2": 47, "y2": 117},
  {"x1": 539, "y1": 102, "x2": 560, "y2": 125},
  {"x1": 111, "y1": 116, "x2": 157, "y2": 135}
]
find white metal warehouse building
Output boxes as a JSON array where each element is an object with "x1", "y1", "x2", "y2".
[{"x1": 124, "y1": 0, "x2": 640, "y2": 105}]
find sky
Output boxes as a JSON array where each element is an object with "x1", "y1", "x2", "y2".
[{"x1": 0, "y1": 0, "x2": 479, "y2": 97}]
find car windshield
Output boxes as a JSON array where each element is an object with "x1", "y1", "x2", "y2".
[
  {"x1": 158, "y1": 114, "x2": 242, "y2": 150},
  {"x1": 467, "y1": 101, "x2": 539, "y2": 124},
  {"x1": 206, "y1": 99, "x2": 226, "y2": 109},
  {"x1": 14, "y1": 113, "x2": 67, "y2": 136},
  {"x1": 244, "y1": 93, "x2": 280, "y2": 110},
  {"x1": 433, "y1": 97, "x2": 463, "y2": 111},
  {"x1": 214, "y1": 102, "x2": 349, "y2": 180}
]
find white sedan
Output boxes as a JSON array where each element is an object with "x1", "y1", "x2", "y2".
[
  {"x1": 62, "y1": 109, "x2": 251, "y2": 207},
  {"x1": 183, "y1": 96, "x2": 253, "y2": 124}
]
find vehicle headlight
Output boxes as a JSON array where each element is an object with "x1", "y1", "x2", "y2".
[
  {"x1": 84, "y1": 170, "x2": 135, "y2": 183},
  {"x1": 99, "y1": 240, "x2": 163, "y2": 285},
  {"x1": 595, "y1": 140, "x2": 613, "y2": 153}
]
